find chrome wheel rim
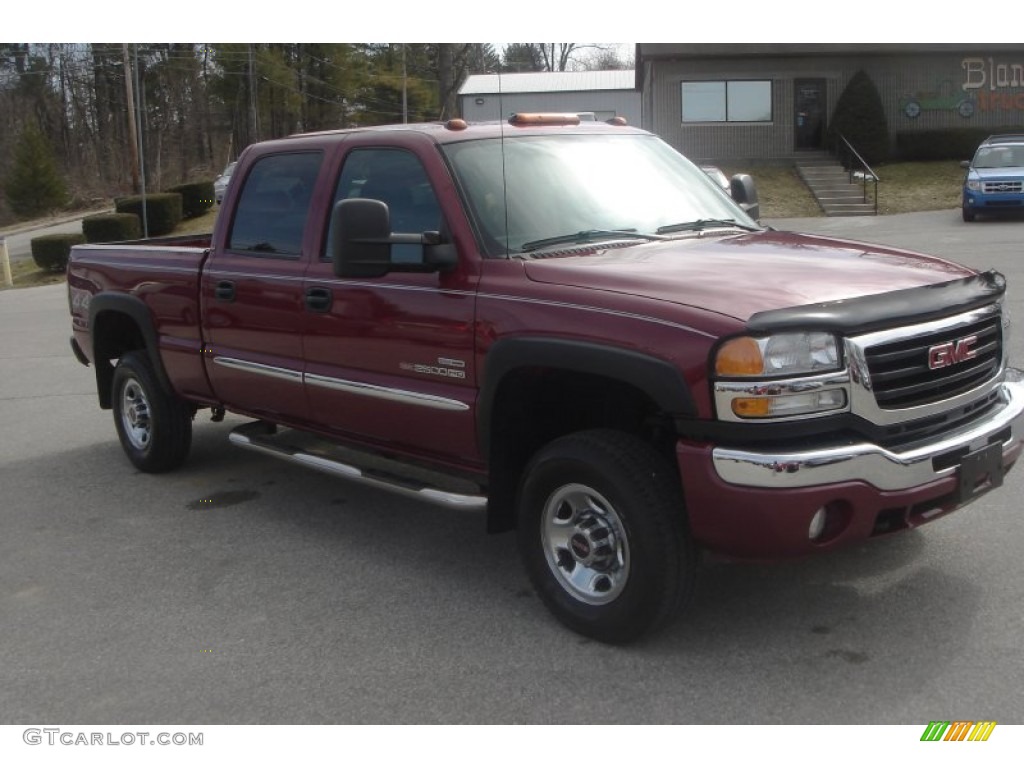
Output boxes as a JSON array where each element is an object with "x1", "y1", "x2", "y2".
[
  {"x1": 120, "y1": 377, "x2": 152, "y2": 451},
  {"x1": 540, "y1": 483, "x2": 629, "y2": 605}
]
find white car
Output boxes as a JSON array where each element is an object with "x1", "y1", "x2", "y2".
[{"x1": 213, "y1": 161, "x2": 237, "y2": 204}]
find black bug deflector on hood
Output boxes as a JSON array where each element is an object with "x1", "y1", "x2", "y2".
[{"x1": 746, "y1": 271, "x2": 1006, "y2": 335}]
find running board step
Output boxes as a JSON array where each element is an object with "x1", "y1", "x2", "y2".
[{"x1": 228, "y1": 421, "x2": 487, "y2": 512}]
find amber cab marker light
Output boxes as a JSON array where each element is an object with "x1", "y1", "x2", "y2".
[
  {"x1": 509, "y1": 113, "x2": 581, "y2": 127},
  {"x1": 716, "y1": 337, "x2": 764, "y2": 376},
  {"x1": 606, "y1": 116, "x2": 628, "y2": 126},
  {"x1": 445, "y1": 118, "x2": 468, "y2": 131}
]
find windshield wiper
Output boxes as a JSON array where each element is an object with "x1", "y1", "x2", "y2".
[
  {"x1": 656, "y1": 218, "x2": 761, "y2": 235},
  {"x1": 520, "y1": 229, "x2": 666, "y2": 253}
]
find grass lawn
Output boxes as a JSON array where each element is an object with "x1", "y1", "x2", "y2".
[
  {"x1": 871, "y1": 160, "x2": 963, "y2": 214},
  {"x1": 7, "y1": 257, "x2": 68, "y2": 289},
  {"x1": 723, "y1": 165, "x2": 822, "y2": 218},
  {"x1": 722, "y1": 159, "x2": 965, "y2": 219}
]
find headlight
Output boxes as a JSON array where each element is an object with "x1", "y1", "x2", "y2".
[
  {"x1": 966, "y1": 180, "x2": 981, "y2": 192},
  {"x1": 715, "y1": 332, "x2": 840, "y2": 378}
]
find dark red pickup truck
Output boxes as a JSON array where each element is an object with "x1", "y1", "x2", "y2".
[{"x1": 68, "y1": 114, "x2": 1024, "y2": 642}]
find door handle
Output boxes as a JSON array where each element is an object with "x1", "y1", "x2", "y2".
[
  {"x1": 305, "y1": 286, "x2": 333, "y2": 313},
  {"x1": 215, "y1": 280, "x2": 235, "y2": 302}
]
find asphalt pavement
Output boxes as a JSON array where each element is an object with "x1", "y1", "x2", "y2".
[{"x1": 1, "y1": 210, "x2": 1023, "y2": 728}]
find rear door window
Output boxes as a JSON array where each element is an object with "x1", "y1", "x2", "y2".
[{"x1": 229, "y1": 152, "x2": 323, "y2": 257}]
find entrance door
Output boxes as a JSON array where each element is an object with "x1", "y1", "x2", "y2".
[{"x1": 794, "y1": 79, "x2": 826, "y2": 150}]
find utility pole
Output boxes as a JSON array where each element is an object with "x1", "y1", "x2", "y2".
[
  {"x1": 122, "y1": 43, "x2": 140, "y2": 194},
  {"x1": 401, "y1": 44, "x2": 408, "y2": 124},
  {"x1": 248, "y1": 45, "x2": 258, "y2": 143},
  {"x1": 134, "y1": 44, "x2": 149, "y2": 237}
]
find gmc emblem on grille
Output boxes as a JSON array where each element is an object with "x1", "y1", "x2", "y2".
[{"x1": 929, "y1": 335, "x2": 978, "y2": 370}]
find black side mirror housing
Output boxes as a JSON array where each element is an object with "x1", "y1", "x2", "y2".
[
  {"x1": 330, "y1": 198, "x2": 457, "y2": 278},
  {"x1": 331, "y1": 198, "x2": 392, "y2": 278},
  {"x1": 730, "y1": 173, "x2": 760, "y2": 221}
]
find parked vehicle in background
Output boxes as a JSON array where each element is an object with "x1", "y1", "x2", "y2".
[
  {"x1": 66, "y1": 114, "x2": 1023, "y2": 644},
  {"x1": 213, "y1": 161, "x2": 237, "y2": 204},
  {"x1": 700, "y1": 164, "x2": 731, "y2": 193},
  {"x1": 961, "y1": 134, "x2": 1024, "y2": 221}
]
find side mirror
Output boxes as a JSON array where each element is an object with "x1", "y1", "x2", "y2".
[
  {"x1": 330, "y1": 197, "x2": 458, "y2": 278},
  {"x1": 960, "y1": 160, "x2": 971, "y2": 169},
  {"x1": 730, "y1": 173, "x2": 760, "y2": 221},
  {"x1": 331, "y1": 198, "x2": 392, "y2": 278}
]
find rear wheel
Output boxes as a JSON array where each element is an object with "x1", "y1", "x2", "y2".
[
  {"x1": 517, "y1": 429, "x2": 695, "y2": 643},
  {"x1": 112, "y1": 351, "x2": 192, "y2": 472}
]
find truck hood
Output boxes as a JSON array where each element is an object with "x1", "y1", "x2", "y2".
[{"x1": 522, "y1": 230, "x2": 975, "y2": 322}]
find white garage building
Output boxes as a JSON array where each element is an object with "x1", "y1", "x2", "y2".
[{"x1": 458, "y1": 70, "x2": 641, "y2": 125}]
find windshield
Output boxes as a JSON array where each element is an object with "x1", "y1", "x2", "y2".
[
  {"x1": 442, "y1": 133, "x2": 758, "y2": 256},
  {"x1": 973, "y1": 145, "x2": 1024, "y2": 169}
]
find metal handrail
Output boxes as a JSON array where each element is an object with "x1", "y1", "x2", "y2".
[{"x1": 836, "y1": 133, "x2": 879, "y2": 214}]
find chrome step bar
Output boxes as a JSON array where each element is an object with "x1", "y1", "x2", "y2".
[{"x1": 228, "y1": 422, "x2": 487, "y2": 512}]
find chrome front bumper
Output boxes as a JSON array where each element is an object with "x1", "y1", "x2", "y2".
[{"x1": 712, "y1": 379, "x2": 1024, "y2": 491}]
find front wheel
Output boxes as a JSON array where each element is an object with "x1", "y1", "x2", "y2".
[
  {"x1": 962, "y1": 204, "x2": 976, "y2": 222},
  {"x1": 517, "y1": 430, "x2": 696, "y2": 643},
  {"x1": 112, "y1": 351, "x2": 192, "y2": 472}
]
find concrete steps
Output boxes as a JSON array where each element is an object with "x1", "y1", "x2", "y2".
[{"x1": 796, "y1": 159, "x2": 877, "y2": 217}]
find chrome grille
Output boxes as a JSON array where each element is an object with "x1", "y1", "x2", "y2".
[
  {"x1": 982, "y1": 180, "x2": 1023, "y2": 193},
  {"x1": 864, "y1": 314, "x2": 1002, "y2": 409}
]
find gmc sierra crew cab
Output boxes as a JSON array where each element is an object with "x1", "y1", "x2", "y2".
[{"x1": 68, "y1": 114, "x2": 1024, "y2": 643}]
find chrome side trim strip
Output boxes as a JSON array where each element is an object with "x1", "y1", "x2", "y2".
[
  {"x1": 211, "y1": 357, "x2": 468, "y2": 411},
  {"x1": 712, "y1": 380, "x2": 1024, "y2": 491},
  {"x1": 212, "y1": 356, "x2": 303, "y2": 382},
  {"x1": 304, "y1": 373, "x2": 470, "y2": 412}
]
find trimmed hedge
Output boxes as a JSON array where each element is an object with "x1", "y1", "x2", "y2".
[
  {"x1": 31, "y1": 233, "x2": 85, "y2": 272},
  {"x1": 82, "y1": 212, "x2": 142, "y2": 243},
  {"x1": 115, "y1": 193, "x2": 183, "y2": 237},
  {"x1": 165, "y1": 181, "x2": 215, "y2": 219},
  {"x1": 828, "y1": 70, "x2": 890, "y2": 165},
  {"x1": 895, "y1": 127, "x2": 1024, "y2": 161}
]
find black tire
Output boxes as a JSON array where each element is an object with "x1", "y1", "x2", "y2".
[
  {"x1": 111, "y1": 351, "x2": 192, "y2": 472},
  {"x1": 516, "y1": 429, "x2": 696, "y2": 643},
  {"x1": 962, "y1": 205, "x2": 975, "y2": 222}
]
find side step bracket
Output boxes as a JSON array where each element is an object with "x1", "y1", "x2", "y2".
[{"x1": 228, "y1": 421, "x2": 487, "y2": 512}]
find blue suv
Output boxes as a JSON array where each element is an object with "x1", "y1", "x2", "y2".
[{"x1": 961, "y1": 135, "x2": 1024, "y2": 221}]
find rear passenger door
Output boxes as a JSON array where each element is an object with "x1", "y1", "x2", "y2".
[{"x1": 202, "y1": 150, "x2": 323, "y2": 423}]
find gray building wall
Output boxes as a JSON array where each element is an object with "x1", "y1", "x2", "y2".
[
  {"x1": 460, "y1": 90, "x2": 641, "y2": 126},
  {"x1": 640, "y1": 46, "x2": 1024, "y2": 164}
]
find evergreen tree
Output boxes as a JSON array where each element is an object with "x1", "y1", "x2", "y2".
[
  {"x1": 829, "y1": 70, "x2": 890, "y2": 165},
  {"x1": 4, "y1": 125, "x2": 68, "y2": 218}
]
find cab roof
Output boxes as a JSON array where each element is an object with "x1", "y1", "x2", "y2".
[{"x1": 286, "y1": 115, "x2": 648, "y2": 146}]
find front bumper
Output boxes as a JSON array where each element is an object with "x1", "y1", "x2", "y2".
[
  {"x1": 677, "y1": 379, "x2": 1024, "y2": 559},
  {"x1": 713, "y1": 379, "x2": 1024, "y2": 491},
  {"x1": 964, "y1": 192, "x2": 1024, "y2": 210}
]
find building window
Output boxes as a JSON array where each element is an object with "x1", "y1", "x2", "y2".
[{"x1": 681, "y1": 80, "x2": 772, "y2": 123}]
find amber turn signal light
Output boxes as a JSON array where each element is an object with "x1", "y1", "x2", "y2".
[{"x1": 716, "y1": 337, "x2": 764, "y2": 376}]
